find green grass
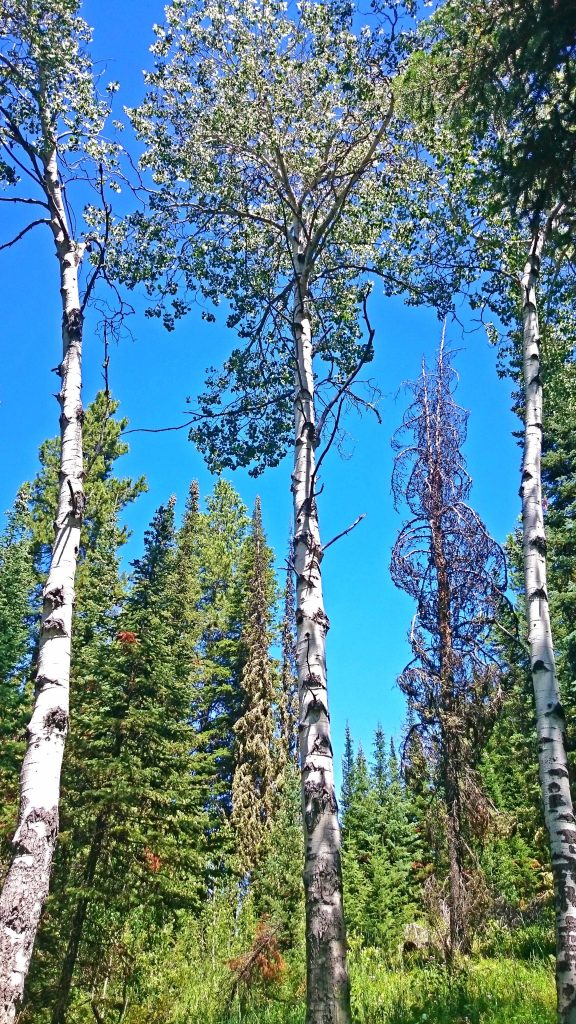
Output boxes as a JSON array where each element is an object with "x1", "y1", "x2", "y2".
[
  {"x1": 349, "y1": 954, "x2": 555, "y2": 1023},
  {"x1": 223, "y1": 956, "x2": 555, "y2": 1024}
]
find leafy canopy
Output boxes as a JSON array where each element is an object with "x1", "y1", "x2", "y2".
[{"x1": 129, "y1": 0, "x2": 443, "y2": 474}]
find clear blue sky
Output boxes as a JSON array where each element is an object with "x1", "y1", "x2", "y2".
[{"x1": 0, "y1": 0, "x2": 520, "y2": 787}]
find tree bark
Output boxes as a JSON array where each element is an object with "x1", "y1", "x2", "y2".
[
  {"x1": 291, "y1": 234, "x2": 351, "y2": 1024},
  {"x1": 0, "y1": 148, "x2": 85, "y2": 1024},
  {"x1": 520, "y1": 209, "x2": 576, "y2": 1024}
]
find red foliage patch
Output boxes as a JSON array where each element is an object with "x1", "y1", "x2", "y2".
[
  {"x1": 228, "y1": 917, "x2": 286, "y2": 993},
  {"x1": 144, "y1": 847, "x2": 162, "y2": 873},
  {"x1": 117, "y1": 630, "x2": 138, "y2": 645}
]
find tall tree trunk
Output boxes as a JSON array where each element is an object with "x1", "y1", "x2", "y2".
[
  {"x1": 444, "y1": 752, "x2": 465, "y2": 960},
  {"x1": 51, "y1": 813, "x2": 107, "y2": 1024},
  {"x1": 520, "y1": 208, "x2": 576, "y2": 1024},
  {"x1": 0, "y1": 149, "x2": 85, "y2": 1024},
  {"x1": 291, "y1": 239, "x2": 351, "y2": 1024},
  {"x1": 426, "y1": 373, "x2": 466, "y2": 960}
]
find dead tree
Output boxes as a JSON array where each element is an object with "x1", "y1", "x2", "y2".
[{"x1": 391, "y1": 338, "x2": 508, "y2": 959}]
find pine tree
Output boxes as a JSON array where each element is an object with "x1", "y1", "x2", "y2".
[
  {"x1": 0, "y1": 489, "x2": 34, "y2": 877},
  {"x1": 17, "y1": 396, "x2": 145, "y2": 1022},
  {"x1": 341, "y1": 728, "x2": 421, "y2": 952},
  {"x1": 231, "y1": 498, "x2": 277, "y2": 874},
  {"x1": 251, "y1": 759, "x2": 305, "y2": 951},
  {"x1": 42, "y1": 495, "x2": 209, "y2": 1024},
  {"x1": 278, "y1": 559, "x2": 299, "y2": 769},
  {"x1": 189, "y1": 480, "x2": 251, "y2": 827}
]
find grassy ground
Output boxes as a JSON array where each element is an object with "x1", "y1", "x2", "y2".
[
  {"x1": 221, "y1": 956, "x2": 555, "y2": 1024},
  {"x1": 349, "y1": 954, "x2": 555, "y2": 1024}
]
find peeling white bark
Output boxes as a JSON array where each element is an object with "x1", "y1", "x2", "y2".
[
  {"x1": 520, "y1": 209, "x2": 576, "y2": 1024},
  {"x1": 291, "y1": 230, "x2": 351, "y2": 1024},
  {"x1": 0, "y1": 149, "x2": 85, "y2": 1024}
]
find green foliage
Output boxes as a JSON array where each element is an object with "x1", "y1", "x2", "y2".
[
  {"x1": 231, "y1": 498, "x2": 277, "y2": 873},
  {"x1": 0, "y1": 487, "x2": 34, "y2": 872},
  {"x1": 421, "y1": 0, "x2": 576, "y2": 216},
  {"x1": 348, "y1": 953, "x2": 555, "y2": 1024},
  {"x1": 0, "y1": 487, "x2": 34, "y2": 684},
  {"x1": 341, "y1": 728, "x2": 421, "y2": 951},
  {"x1": 0, "y1": 0, "x2": 122, "y2": 263},
  {"x1": 250, "y1": 762, "x2": 304, "y2": 951},
  {"x1": 188, "y1": 479, "x2": 251, "y2": 828},
  {"x1": 126, "y1": 0, "x2": 450, "y2": 476}
]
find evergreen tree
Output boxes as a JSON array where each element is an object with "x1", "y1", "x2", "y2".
[
  {"x1": 341, "y1": 729, "x2": 421, "y2": 952},
  {"x1": 17, "y1": 396, "x2": 145, "y2": 1022},
  {"x1": 232, "y1": 498, "x2": 277, "y2": 874},
  {"x1": 340, "y1": 726, "x2": 355, "y2": 823},
  {"x1": 0, "y1": 489, "x2": 34, "y2": 878},
  {"x1": 41, "y1": 496, "x2": 208, "y2": 1024},
  {"x1": 190, "y1": 480, "x2": 251, "y2": 825},
  {"x1": 251, "y1": 760, "x2": 305, "y2": 951},
  {"x1": 278, "y1": 558, "x2": 299, "y2": 768}
]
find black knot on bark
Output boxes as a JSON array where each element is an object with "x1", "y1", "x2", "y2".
[
  {"x1": 67, "y1": 480, "x2": 86, "y2": 519},
  {"x1": 35, "y1": 674, "x2": 58, "y2": 693},
  {"x1": 63, "y1": 307, "x2": 83, "y2": 342},
  {"x1": 43, "y1": 613, "x2": 67, "y2": 636},
  {"x1": 549, "y1": 793, "x2": 567, "y2": 811},
  {"x1": 44, "y1": 584, "x2": 65, "y2": 608},
  {"x1": 310, "y1": 734, "x2": 333, "y2": 757},
  {"x1": 304, "y1": 779, "x2": 338, "y2": 833},
  {"x1": 44, "y1": 707, "x2": 68, "y2": 735},
  {"x1": 311, "y1": 608, "x2": 330, "y2": 634},
  {"x1": 545, "y1": 700, "x2": 565, "y2": 720}
]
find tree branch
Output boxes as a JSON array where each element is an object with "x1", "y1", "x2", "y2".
[
  {"x1": 321, "y1": 513, "x2": 366, "y2": 553},
  {"x1": 0, "y1": 218, "x2": 50, "y2": 250}
]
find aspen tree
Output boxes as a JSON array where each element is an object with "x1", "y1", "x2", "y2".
[
  {"x1": 0, "y1": 5, "x2": 120, "y2": 1016},
  {"x1": 519, "y1": 209, "x2": 576, "y2": 1022},
  {"x1": 129, "y1": 3, "x2": 443, "y2": 1015}
]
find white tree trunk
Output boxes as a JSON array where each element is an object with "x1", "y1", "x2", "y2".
[
  {"x1": 520, "y1": 212, "x2": 576, "y2": 1024},
  {"x1": 0, "y1": 150, "x2": 85, "y2": 1024},
  {"x1": 291, "y1": 238, "x2": 351, "y2": 1024}
]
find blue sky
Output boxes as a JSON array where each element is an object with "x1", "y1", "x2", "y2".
[{"x1": 0, "y1": 0, "x2": 521, "y2": 785}]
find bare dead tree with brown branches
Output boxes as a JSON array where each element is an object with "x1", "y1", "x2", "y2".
[{"x1": 391, "y1": 337, "x2": 508, "y2": 961}]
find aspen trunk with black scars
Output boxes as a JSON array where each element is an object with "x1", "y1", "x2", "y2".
[
  {"x1": 290, "y1": 229, "x2": 351, "y2": 1024},
  {"x1": 520, "y1": 209, "x2": 576, "y2": 1024},
  {"x1": 0, "y1": 147, "x2": 85, "y2": 1024}
]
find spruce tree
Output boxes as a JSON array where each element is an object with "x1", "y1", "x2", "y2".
[
  {"x1": 341, "y1": 729, "x2": 420, "y2": 952},
  {"x1": 231, "y1": 498, "x2": 277, "y2": 874},
  {"x1": 189, "y1": 480, "x2": 251, "y2": 825},
  {"x1": 0, "y1": 490, "x2": 34, "y2": 877},
  {"x1": 278, "y1": 559, "x2": 299, "y2": 769},
  {"x1": 43, "y1": 496, "x2": 208, "y2": 1024}
]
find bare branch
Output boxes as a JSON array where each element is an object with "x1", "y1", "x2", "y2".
[
  {"x1": 321, "y1": 513, "x2": 366, "y2": 553},
  {"x1": 0, "y1": 217, "x2": 50, "y2": 250}
]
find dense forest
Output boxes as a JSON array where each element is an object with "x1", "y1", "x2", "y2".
[{"x1": 0, "y1": 1, "x2": 575, "y2": 1023}]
